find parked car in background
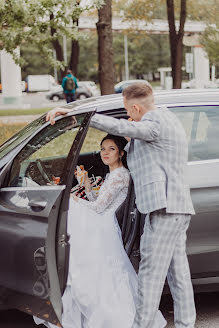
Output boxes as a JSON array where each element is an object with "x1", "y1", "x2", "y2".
[
  {"x1": 80, "y1": 81, "x2": 100, "y2": 97},
  {"x1": 46, "y1": 81, "x2": 99, "y2": 102},
  {"x1": 0, "y1": 89, "x2": 219, "y2": 325},
  {"x1": 26, "y1": 75, "x2": 58, "y2": 92},
  {"x1": 114, "y1": 79, "x2": 150, "y2": 93}
]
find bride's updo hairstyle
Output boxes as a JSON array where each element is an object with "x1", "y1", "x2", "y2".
[{"x1": 100, "y1": 134, "x2": 128, "y2": 168}]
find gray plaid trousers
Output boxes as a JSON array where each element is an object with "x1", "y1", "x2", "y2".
[{"x1": 132, "y1": 211, "x2": 196, "y2": 328}]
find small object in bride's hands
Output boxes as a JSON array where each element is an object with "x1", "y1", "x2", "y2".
[
  {"x1": 75, "y1": 165, "x2": 88, "y2": 186},
  {"x1": 71, "y1": 175, "x2": 104, "y2": 199},
  {"x1": 91, "y1": 175, "x2": 103, "y2": 196},
  {"x1": 52, "y1": 176, "x2": 60, "y2": 185},
  {"x1": 128, "y1": 117, "x2": 133, "y2": 121}
]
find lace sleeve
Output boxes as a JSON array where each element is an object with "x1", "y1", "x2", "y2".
[
  {"x1": 86, "y1": 190, "x2": 98, "y2": 201},
  {"x1": 77, "y1": 169, "x2": 129, "y2": 214}
]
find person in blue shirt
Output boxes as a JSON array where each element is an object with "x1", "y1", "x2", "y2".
[{"x1": 62, "y1": 69, "x2": 78, "y2": 103}]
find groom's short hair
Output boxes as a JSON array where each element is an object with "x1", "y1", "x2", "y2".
[{"x1": 122, "y1": 82, "x2": 153, "y2": 101}]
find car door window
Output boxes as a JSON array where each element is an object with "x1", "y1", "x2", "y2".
[
  {"x1": 170, "y1": 105, "x2": 219, "y2": 161},
  {"x1": 80, "y1": 127, "x2": 106, "y2": 153},
  {"x1": 7, "y1": 114, "x2": 86, "y2": 187}
]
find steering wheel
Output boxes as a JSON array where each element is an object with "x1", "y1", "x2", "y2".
[{"x1": 36, "y1": 159, "x2": 53, "y2": 184}]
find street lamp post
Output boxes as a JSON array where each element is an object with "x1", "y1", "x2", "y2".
[{"x1": 124, "y1": 34, "x2": 129, "y2": 80}]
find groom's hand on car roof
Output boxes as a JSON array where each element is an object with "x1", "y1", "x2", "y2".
[{"x1": 46, "y1": 107, "x2": 69, "y2": 125}]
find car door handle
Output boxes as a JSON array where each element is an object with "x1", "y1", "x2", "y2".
[{"x1": 29, "y1": 200, "x2": 47, "y2": 210}]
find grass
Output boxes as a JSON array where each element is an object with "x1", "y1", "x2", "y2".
[
  {"x1": 150, "y1": 81, "x2": 161, "y2": 87},
  {"x1": 0, "y1": 108, "x2": 50, "y2": 116},
  {"x1": 0, "y1": 123, "x2": 27, "y2": 145}
]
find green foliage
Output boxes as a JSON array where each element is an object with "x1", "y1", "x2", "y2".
[
  {"x1": 194, "y1": 0, "x2": 219, "y2": 67},
  {"x1": 67, "y1": 30, "x2": 170, "y2": 81},
  {"x1": 0, "y1": 0, "x2": 104, "y2": 69},
  {"x1": 119, "y1": 0, "x2": 218, "y2": 22},
  {"x1": 0, "y1": 108, "x2": 50, "y2": 116},
  {"x1": 113, "y1": 32, "x2": 170, "y2": 79},
  {"x1": 20, "y1": 44, "x2": 53, "y2": 79},
  {"x1": 201, "y1": 26, "x2": 219, "y2": 65},
  {"x1": 187, "y1": 0, "x2": 219, "y2": 21},
  {"x1": 77, "y1": 32, "x2": 99, "y2": 82}
]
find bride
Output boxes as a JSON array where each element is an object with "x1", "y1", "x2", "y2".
[{"x1": 34, "y1": 134, "x2": 166, "y2": 328}]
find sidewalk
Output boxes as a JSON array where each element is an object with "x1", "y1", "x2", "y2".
[{"x1": 0, "y1": 115, "x2": 41, "y2": 124}]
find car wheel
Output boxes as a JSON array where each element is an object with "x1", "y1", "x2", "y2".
[
  {"x1": 78, "y1": 93, "x2": 87, "y2": 100},
  {"x1": 52, "y1": 95, "x2": 60, "y2": 102}
]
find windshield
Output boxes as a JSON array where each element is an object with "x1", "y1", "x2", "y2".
[{"x1": 0, "y1": 114, "x2": 46, "y2": 160}]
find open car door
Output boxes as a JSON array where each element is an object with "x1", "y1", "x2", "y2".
[{"x1": 0, "y1": 111, "x2": 94, "y2": 325}]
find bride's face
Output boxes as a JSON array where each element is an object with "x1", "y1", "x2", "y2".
[{"x1": 100, "y1": 139, "x2": 121, "y2": 167}]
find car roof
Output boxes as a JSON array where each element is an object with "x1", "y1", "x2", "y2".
[
  {"x1": 61, "y1": 89, "x2": 219, "y2": 116},
  {"x1": 1, "y1": 89, "x2": 218, "y2": 168}
]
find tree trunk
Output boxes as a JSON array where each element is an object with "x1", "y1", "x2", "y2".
[
  {"x1": 69, "y1": 19, "x2": 80, "y2": 77},
  {"x1": 166, "y1": 0, "x2": 186, "y2": 88},
  {"x1": 50, "y1": 13, "x2": 66, "y2": 81},
  {"x1": 96, "y1": 0, "x2": 115, "y2": 95},
  {"x1": 69, "y1": 40, "x2": 79, "y2": 76}
]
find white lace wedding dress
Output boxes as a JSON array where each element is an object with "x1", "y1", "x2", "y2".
[{"x1": 34, "y1": 166, "x2": 166, "y2": 328}]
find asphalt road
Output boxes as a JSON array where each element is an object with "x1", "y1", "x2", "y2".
[
  {"x1": 0, "y1": 292, "x2": 218, "y2": 328},
  {"x1": 0, "y1": 92, "x2": 66, "y2": 110}
]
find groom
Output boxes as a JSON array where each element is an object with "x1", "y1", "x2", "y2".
[{"x1": 47, "y1": 83, "x2": 196, "y2": 328}]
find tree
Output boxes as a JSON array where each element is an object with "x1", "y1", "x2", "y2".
[
  {"x1": 119, "y1": 0, "x2": 217, "y2": 88},
  {"x1": 113, "y1": 32, "x2": 170, "y2": 81},
  {"x1": 199, "y1": 1, "x2": 219, "y2": 68},
  {"x1": 119, "y1": 0, "x2": 187, "y2": 88},
  {"x1": 0, "y1": 0, "x2": 103, "y2": 80},
  {"x1": 97, "y1": 0, "x2": 115, "y2": 94},
  {"x1": 69, "y1": 19, "x2": 80, "y2": 76},
  {"x1": 201, "y1": 28, "x2": 219, "y2": 68},
  {"x1": 166, "y1": 0, "x2": 186, "y2": 88},
  {"x1": 20, "y1": 44, "x2": 53, "y2": 79}
]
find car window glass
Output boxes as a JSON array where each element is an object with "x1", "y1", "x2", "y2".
[
  {"x1": 170, "y1": 105, "x2": 219, "y2": 161},
  {"x1": 171, "y1": 111, "x2": 194, "y2": 142},
  {"x1": 80, "y1": 127, "x2": 106, "y2": 153},
  {"x1": 0, "y1": 115, "x2": 46, "y2": 160},
  {"x1": 8, "y1": 114, "x2": 86, "y2": 187},
  {"x1": 196, "y1": 112, "x2": 209, "y2": 142}
]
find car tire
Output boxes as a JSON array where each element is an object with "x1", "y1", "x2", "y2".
[
  {"x1": 78, "y1": 93, "x2": 87, "y2": 100},
  {"x1": 52, "y1": 95, "x2": 60, "y2": 102}
]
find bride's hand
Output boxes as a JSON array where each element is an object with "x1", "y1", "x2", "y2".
[
  {"x1": 84, "y1": 174, "x2": 91, "y2": 192},
  {"x1": 73, "y1": 194, "x2": 79, "y2": 202}
]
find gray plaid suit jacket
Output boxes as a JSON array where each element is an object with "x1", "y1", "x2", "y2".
[{"x1": 90, "y1": 107, "x2": 195, "y2": 215}]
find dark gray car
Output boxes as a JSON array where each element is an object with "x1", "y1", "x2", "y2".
[
  {"x1": 0, "y1": 89, "x2": 219, "y2": 325},
  {"x1": 45, "y1": 81, "x2": 93, "y2": 102}
]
